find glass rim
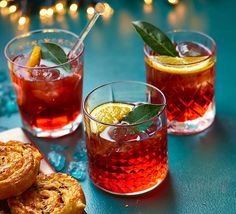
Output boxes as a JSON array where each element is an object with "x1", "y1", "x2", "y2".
[
  {"x1": 4, "y1": 28, "x2": 84, "y2": 70},
  {"x1": 83, "y1": 80, "x2": 166, "y2": 128},
  {"x1": 144, "y1": 30, "x2": 216, "y2": 66}
]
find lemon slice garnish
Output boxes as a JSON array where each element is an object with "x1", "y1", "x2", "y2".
[
  {"x1": 90, "y1": 102, "x2": 134, "y2": 133},
  {"x1": 145, "y1": 55, "x2": 215, "y2": 74},
  {"x1": 26, "y1": 45, "x2": 41, "y2": 69}
]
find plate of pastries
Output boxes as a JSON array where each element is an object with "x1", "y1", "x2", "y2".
[{"x1": 0, "y1": 128, "x2": 86, "y2": 214}]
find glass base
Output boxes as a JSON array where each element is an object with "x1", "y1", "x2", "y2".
[
  {"x1": 23, "y1": 114, "x2": 82, "y2": 138},
  {"x1": 168, "y1": 102, "x2": 215, "y2": 135},
  {"x1": 90, "y1": 171, "x2": 168, "y2": 196}
]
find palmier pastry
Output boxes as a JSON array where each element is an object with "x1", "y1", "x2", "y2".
[
  {"x1": 8, "y1": 173, "x2": 86, "y2": 214},
  {"x1": 0, "y1": 200, "x2": 10, "y2": 214},
  {"x1": 0, "y1": 141, "x2": 42, "y2": 200}
]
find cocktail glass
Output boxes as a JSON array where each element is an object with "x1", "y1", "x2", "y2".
[
  {"x1": 5, "y1": 29, "x2": 84, "y2": 138},
  {"x1": 83, "y1": 81, "x2": 168, "y2": 195},
  {"x1": 145, "y1": 30, "x2": 216, "y2": 135}
]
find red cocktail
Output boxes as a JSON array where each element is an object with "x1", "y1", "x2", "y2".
[
  {"x1": 145, "y1": 31, "x2": 216, "y2": 134},
  {"x1": 5, "y1": 29, "x2": 84, "y2": 137},
  {"x1": 83, "y1": 81, "x2": 168, "y2": 195}
]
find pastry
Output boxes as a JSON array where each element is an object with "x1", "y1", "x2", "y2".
[
  {"x1": 0, "y1": 141, "x2": 42, "y2": 200},
  {"x1": 8, "y1": 173, "x2": 86, "y2": 214},
  {"x1": 0, "y1": 200, "x2": 10, "y2": 214}
]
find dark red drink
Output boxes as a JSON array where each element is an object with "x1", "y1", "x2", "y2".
[
  {"x1": 85, "y1": 125, "x2": 168, "y2": 194},
  {"x1": 10, "y1": 58, "x2": 83, "y2": 132},
  {"x1": 5, "y1": 30, "x2": 84, "y2": 137},
  {"x1": 83, "y1": 81, "x2": 168, "y2": 195}
]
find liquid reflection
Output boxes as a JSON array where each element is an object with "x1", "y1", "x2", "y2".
[
  {"x1": 167, "y1": 1, "x2": 207, "y2": 31},
  {"x1": 168, "y1": 2, "x2": 186, "y2": 28},
  {"x1": 119, "y1": 11, "x2": 133, "y2": 37},
  {"x1": 56, "y1": 14, "x2": 68, "y2": 30},
  {"x1": 40, "y1": 16, "x2": 54, "y2": 27},
  {"x1": 143, "y1": 4, "x2": 153, "y2": 14}
]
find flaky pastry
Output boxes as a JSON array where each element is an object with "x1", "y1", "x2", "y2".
[
  {"x1": 8, "y1": 173, "x2": 86, "y2": 214},
  {"x1": 0, "y1": 141, "x2": 42, "y2": 200},
  {"x1": 0, "y1": 200, "x2": 10, "y2": 214}
]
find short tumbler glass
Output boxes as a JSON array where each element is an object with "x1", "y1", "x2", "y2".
[
  {"x1": 5, "y1": 29, "x2": 84, "y2": 138},
  {"x1": 145, "y1": 30, "x2": 216, "y2": 135},
  {"x1": 83, "y1": 81, "x2": 168, "y2": 195}
]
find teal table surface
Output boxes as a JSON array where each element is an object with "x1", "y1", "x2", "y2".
[{"x1": 0, "y1": 0, "x2": 236, "y2": 213}]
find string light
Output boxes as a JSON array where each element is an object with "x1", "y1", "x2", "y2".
[
  {"x1": 9, "y1": 5, "x2": 17, "y2": 14},
  {"x1": 46, "y1": 8, "x2": 54, "y2": 16},
  {"x1": 144, "y1": 0, "x2": 153, "y2": 5},
  {"x1": 168, "y1": 0, "x2": 179, "y2": 5},
  {"x1": 39, "y1": 8, "x2": 47, "y2": 17},
  {"x1": 87, "y1": 6, "x2": 95, "y2": 15},
  {"x1": 18, "y1": 16, "x2": 27, "y2": 25},
  {"x1": 0, "y1": 0, "x2": 7, "y2": 8},
  {"x1": 2, "y1": 2, "x2": 117, "y2": 25},
  {"x1": 102, "y1": 3, "x2": 114, "y2": 20},
  {"x1": 69, "y1": 3, "x2": 78, "y2": 13},
  {"x1": 55, "y1": 2, "x2": 64, "y2": 12}
]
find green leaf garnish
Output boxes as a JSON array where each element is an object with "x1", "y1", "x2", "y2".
[
  {"x1": 123, "y1": 104, "x2": 165, "y2": 132},
  {"x1": 132, "y1": 21, "x2": 179, "y2": 57},
  {"x1": 40, "y1": 42, "x2": 71, "y2": 72}
]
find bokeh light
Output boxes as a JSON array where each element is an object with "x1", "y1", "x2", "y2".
[
  {"x1": 18, "y1": 16, "x2": 27, "y2": 25},
  {"x1": 87, "y1": 6, "x2": 95, "y2": 15},
  {"x1": 46, "y1": 8, "x2": 54, "y2": 17},
  {"x1": 144, "y1": 0, "x2": 153, "y2": 5},
  {"x1": 168, "y1": 0, "x2": 179, "y2": 5},
  {"x1": 39, "y1": 8, "x2": 47, "y2": 17},
  {"x1": 0, "y1": 0, "x2": 7, "y2": 8},
  {"x1": 55, "y1": 3, "x2": 64, "y2": 12},
  {"x1": 70, "y1": 3, "x2": 78, "y2": 13},
  {"x1": 9, "y1": 5, "x2": 17, "y2": 14}
]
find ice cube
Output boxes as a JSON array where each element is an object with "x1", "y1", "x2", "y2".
[
  {"x1": 145, "y1": 119, "x2": 162, "y2": 135},
  {"x1": 73, "y1": 143, "x2": 87, "y2": 161},
  {"x1": 32, "y1": 66, "x2": 60, "y2": 81},
  {"x1": 106, "y1": 126, "x2": 139, "y2": 142},
  {"x1": 67, "y1": 161, "x2": 86, "y2": 181},
  {"x1": 6, "y1": 100, "x2": 18, "y2": 115},
  {"x1": 13, "y1": 54, "x2": 28, "y2": 65},
  {"x1": 176, "y1": 42, "x2": 203, "y2": 57},
  {"x1": 0, "y1": 84, "x2": 18, "y2": 116},
  {"x1": 47, "y1": 69, "x2": 60, "y2": 80},
  {"x1": 11, "y1": 55, "x2": 32, "y2": 79},
  {"x1": 70, "y1": 58, "x2": 79, "y2": 70},
  {"x1": 48, "y1": 151, "x2": 65, "y2": 171}
]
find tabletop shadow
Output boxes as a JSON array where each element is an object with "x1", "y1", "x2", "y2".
[{"x1": 192, "y1": 115, "x2": 236, "y2": 149}]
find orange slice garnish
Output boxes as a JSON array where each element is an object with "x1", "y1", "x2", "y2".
[
  {"x1": 26, "y1": 45, "x2": 41, "y2": 71},
  {"x1": 145, "y1": 55, "x2": 215, "y2": 74},
  {"x1": 90, "y1": 102, "x2": 134, "y2": 133}
]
